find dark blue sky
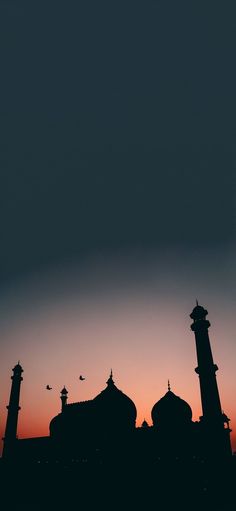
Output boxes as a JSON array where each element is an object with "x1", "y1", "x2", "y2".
[
  {"x1": 1, "y1": 1, "x2": 236, "y2": 456},
  {"x1": 1, "y1": 1, "x2": 235, "y2": 287}
]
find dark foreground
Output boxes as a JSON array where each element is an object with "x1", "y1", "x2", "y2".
[{"x1": 1, "y1": 456, "x2": 235, "y2": 510}]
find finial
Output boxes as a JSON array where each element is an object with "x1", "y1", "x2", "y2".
[
  {"x1": 168, "y1": 379, "x2": 171, "y2": 391},
  {"x1": 196, "y1": 299, "x2": 199, "y2": 306},
  {"x1": 106, "y1": 369, "x2": 115, "y2": 386},
  {"x1": 18, "y1": 360, "x2": 20, "y2": 364}
]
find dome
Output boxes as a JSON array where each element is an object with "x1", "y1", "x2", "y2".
[
  {"x1": 93, "y1": 371, "x2": 137, "y2": 429},
  {"x1": 151, "y1": 389, "x2": 192, "y2": 428},
  {"x1": 50, "y1": 372, "x2": 136, "y2": 439}
]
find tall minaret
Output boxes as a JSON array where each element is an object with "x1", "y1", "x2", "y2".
[
  {"x1": 60, "y1": 386, "x2": 68, "y2": 412},
  {"x1": 2, "y1": 362, "x2": 24, "y2": 459},
  {"x1": 190, "y1": 304, "x2": 231, "y2": 458}
]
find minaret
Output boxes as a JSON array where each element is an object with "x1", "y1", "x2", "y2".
[
  {"x1": 190, "y1": 304, "x2": 232, "y2": 458},
  {"x1": 2, "y1": 362, "x2": 23, "y2": 459},
  {"x1": 60, "y1": 386, "x2": 68, "y2": 412}
]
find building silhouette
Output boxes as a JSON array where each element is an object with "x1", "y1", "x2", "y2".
[{"x1": 2, "y1": 304, "x2": 232, "y2": 465}]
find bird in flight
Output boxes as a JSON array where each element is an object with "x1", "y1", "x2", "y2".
[
  {"x1": 46, "y1": 385, "x2": 52, "y2": 390},
  {"x1": 79, "y1": 375, "x2": 85, "y2": 381}
]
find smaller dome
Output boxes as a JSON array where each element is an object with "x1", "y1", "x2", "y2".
[{"x1": 152, "y1": 389, "x2": 192, "y2": 428}]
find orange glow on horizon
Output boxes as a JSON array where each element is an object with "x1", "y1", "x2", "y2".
[{"x1": 1, "y1": 260, "x2": 236, "y2": 455}]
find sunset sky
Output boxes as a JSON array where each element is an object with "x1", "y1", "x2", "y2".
[{"x1": 1, "y1": 2, "x2": 236, "y2": 455}]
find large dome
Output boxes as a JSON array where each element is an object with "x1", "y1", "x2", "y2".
[
  {"x1": 50, "y1": 372, "x2": 137, "y2": 440},
  {"x1": 93, "y1": 371, "x2": 137, "y2": 429},
  {"x1": 151, "y1": 389, "x2": 192, "y2": 428}
]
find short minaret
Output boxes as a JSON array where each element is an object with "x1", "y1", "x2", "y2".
[
  {"x1": 2, "y1": 362, "x2": 23, "y2": 459},
  {"x1": 60, "y1": 386, "x2": 68, "y2": 412},
  {"x1": 190, "y1": 303, "x2": 232, "y2": 458}
]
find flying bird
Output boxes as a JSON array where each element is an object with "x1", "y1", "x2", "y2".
[
  {"x1": 46, "y1": 385, "x2": 52, "y2": 390},
  {"x1": 79, "y1": 375, "x2": 85, "y2": 381}
]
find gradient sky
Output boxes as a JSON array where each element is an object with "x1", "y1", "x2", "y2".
[{"x1": 1, "y1": 1, "x2": 236, "y2": 454}]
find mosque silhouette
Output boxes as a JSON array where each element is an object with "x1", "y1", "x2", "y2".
[{"x1": 2, "y1": 304, "x2": 232, "y2": 466}]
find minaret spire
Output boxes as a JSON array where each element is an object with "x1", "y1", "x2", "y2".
[
  {"x1": 190, "y1": 303, "x2": 232, "y2": 458},
  {"x1": 2, "y1": 362, "x2": 24, "y2": 459},
  {"x1": 167, "y1": 380, "x2": 171, "y2": 392}
]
